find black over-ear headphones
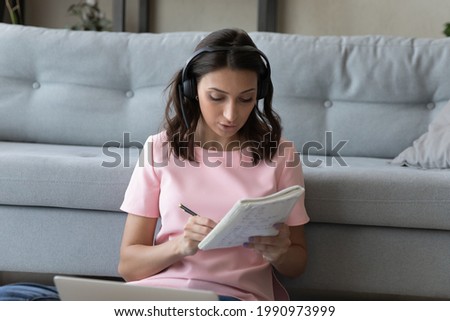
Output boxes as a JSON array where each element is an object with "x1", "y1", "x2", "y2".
[{"x1": 178, "y1": 45, "x2": 271, "y2": 129}]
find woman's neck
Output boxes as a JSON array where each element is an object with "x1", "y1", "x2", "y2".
[{"x1": 195, "y1": 121, "x2": 241, "y2": 151}]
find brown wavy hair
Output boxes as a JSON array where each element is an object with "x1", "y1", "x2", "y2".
[{"x1": 164, "y1": 28, "x2": 281, "y2": 165}]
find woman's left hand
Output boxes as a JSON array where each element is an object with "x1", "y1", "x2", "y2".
[{"x1": 244, "y1": 223, "x2": 291, "y2": 264}]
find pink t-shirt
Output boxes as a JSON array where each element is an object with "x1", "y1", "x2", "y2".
[{"x1": 120, "y1": 132, "x2": 309, "y2": 300}]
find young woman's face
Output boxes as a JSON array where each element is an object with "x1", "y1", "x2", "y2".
[{"x1": 196, "y1": 68, "x2": 258, "y2": 147}]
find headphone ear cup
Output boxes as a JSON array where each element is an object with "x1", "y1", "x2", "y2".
[
  {"x1": 182, "y1": 77, "x2": 197, "y2": 100},
  {"x1": 257, "y1": 76, "x2": 269, "y2": 100}
]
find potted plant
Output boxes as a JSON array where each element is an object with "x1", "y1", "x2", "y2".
[
  {"x1": 68, "y1": 0, "x2": 111, "y2": 31},
  {"x1": 444, "y1": 23, "x2": 450, "y2": 37},
  {"x1": 4, "y1": 0, "x2": 22, "y2": 24}
]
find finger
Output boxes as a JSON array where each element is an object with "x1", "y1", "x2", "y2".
[
  {"x1": 262, "y1": 254, "x2": 272, "y2": 261},
  {"x1": 189, "y1": 216, "x2": 217, "y2": 229},
  {"x1": 248, "y1": 223, "x2": 290, "y2": 244},
  {"x1": 250, "y1": 244, "x2": 281, "y2": 262},
  {"x1": 249, "y1": 234, "x2": 291, "y2": 247},
  {"x1": 183, "y1": 224, "x2": 211, "y2": 241},
  {"x1": 175, "y1": 234, "x2": 200, "y2": 256},
  {"x1": 274, "y1": 223, "x2": 290, "y2": 237},
  {"x1": 184, "y1": 217, "x2": 217, "y2": 241}
]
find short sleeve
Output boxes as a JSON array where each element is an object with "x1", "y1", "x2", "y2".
[
  {"x1": 276, "y1": 140, "x2": 310, "y2": 226},
  {"x1": 120, "y1": 135, "x2": 161, "y2": 218}
]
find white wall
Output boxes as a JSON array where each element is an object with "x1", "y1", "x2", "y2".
[
  {"x1": 279, "y1": 0, "x2": 450, "y2": 38},
  {"x1": 23, "y1": 0, "x2": 450, "y2": 38},
  {"x1": 150, "y1": 0, "x2": 258, "y2": 32}
]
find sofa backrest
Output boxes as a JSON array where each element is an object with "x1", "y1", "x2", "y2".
[
  {"x1": 253, "y1": 33, "x2": 450, "y2": 158},
  {"x1": 1, "y1": 24, "x2": 449, "y2": 158},
  {"x1": 0, "y1": 23, "x2": 204, "y2": 148}
]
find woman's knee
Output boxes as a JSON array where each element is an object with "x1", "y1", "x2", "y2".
[{"x1": 0, "y1": 283, "x2": 60, "y2": 301}]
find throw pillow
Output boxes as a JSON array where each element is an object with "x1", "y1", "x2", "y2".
[{"x1": 392, "y1": 100, "x2": 450, "y2": 169}]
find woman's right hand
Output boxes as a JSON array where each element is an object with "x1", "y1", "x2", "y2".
[
  {"x1": 119, "y1": 214, "x2": 217, "y2": 281},
  {"x1": 176, "y1": 216, "x2": 217, "y2": 256}
]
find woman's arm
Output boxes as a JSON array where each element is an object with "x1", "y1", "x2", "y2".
[
  {"x1": 118, "y1": 213, "x2": 216, "y2": 282},
  {"x1": 246, "y1": 224, "x2": 308, "y2": 278}
]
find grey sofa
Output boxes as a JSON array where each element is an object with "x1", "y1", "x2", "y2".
[{"x1": 1, "y1": 23, "x2": 449, "y2": 300}]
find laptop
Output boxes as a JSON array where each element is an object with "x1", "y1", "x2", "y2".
[{"x1": 54, "y1": 276, "x2": 219, "y2": 301}]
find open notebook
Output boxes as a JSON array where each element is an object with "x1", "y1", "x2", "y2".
[
  {"x1": 54, "y1": 276, "x2": 219, "y2": 301},
  {"x1": 198, "y1": 185, "x2": 304, "y2": 250}
]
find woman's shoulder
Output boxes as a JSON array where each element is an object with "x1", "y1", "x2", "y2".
[
  {"x1": 144, "y1": 131, "x2": 169, "y2": 146},
  {"x1": 141, "y1": 131, "x2": 170, "y2": 163}
]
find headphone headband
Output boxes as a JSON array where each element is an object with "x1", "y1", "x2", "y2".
[
  {"x1": 181, "y1": 46, "x2": 271, "y2": 89},
  {"x1": 180, "y1": 45, "x2": 271, "y2": 100}
]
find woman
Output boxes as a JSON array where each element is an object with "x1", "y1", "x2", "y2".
[{"x1": 118, "y1": 28, "x2": 309, "y2": 301}]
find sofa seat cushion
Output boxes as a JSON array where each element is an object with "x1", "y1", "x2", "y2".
[
  {"x1": 302, "y1": 156, "x2": 450, "y2": 231},
  {"x1": 0, "y1": 142, "x2": 137, "y2": 212}
]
